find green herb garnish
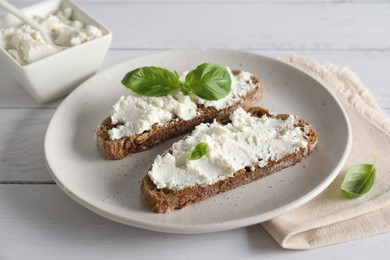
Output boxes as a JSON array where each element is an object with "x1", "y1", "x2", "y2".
[
  {"x1": 121, "y1": 67, "x2": 181, "y2": 97},
  {"x1": 188, "y1": 142, "x2": 209, "y2": 161},
  {"x1": 121, "y1": 63, "x2": 231, "y2": 101},
  {"x1": 185, "y1": 63, "x2": 232, "y2": 100},
  {"x1": 340, "y1": 159, "x2": 376, "y2": 198}
]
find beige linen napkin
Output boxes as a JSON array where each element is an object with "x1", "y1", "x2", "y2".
[{"x1": 261, "y1": 54, "x2": 390, "y2": 249}]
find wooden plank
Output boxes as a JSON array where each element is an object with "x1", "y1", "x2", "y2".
[
  {"x1": 0, "y1": 185, "x2": 273, "y2": 258},
  {"x1": 81, "y1": 2, "x2": 390, "y2": 50},
  {"x1": 5, "y1": 0, "x2": 388, "y2": 5},
  {"x1": 0, "y1": 109, "x2": 55, "y2": 182},
  {"x1": 0, "y1": 184, "x2": 389, "y2": 259}
]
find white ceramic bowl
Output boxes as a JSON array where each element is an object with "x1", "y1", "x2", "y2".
[{"x1": 0, "y1": 0, "x2": 112, "y2": 103}]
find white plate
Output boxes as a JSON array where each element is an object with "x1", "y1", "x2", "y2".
[{"x1": 44, "y1": 49, "x2": 351, "y2": 233}]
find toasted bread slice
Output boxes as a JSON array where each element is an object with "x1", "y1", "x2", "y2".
[
  {"x1": 96, "y1": 70, "x2": 263, "y2": 159},
  {"x1": 141, "y1": 107, "x2": 318, "y2": 213}
]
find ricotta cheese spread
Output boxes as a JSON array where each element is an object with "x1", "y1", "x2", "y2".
[
  {"x1": 0, "y1": 8, "x2": 103, "y2": 65},
  {"x1": 148, "y1": 107, "x2": 309, "y2": 190},
  {"x1": 108, "y1": 69, "x2": 258, "y2": 140}
]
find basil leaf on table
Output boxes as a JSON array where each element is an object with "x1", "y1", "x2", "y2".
[
  {"x1": 340, "y1": 160, "x2": 376, "y2": 198},
  {"x1": 188, "y1": 142, "x2": 210, "y2": 161},
  {"x1": 121, "y1": 66, "x2": 181, "y2": 97},
  {"x1": 185, "y1": 63, "x2": 232, "y2": 100}
]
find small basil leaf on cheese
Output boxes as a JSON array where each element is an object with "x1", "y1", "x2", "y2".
[
  {"x1": 185, "y1": 63, "x2": 232, "y2": 101},
  {"x1": 340, "y1": 159, "x2": 376, "y2": 198},
  {"x1": 121, "y1": 66, "x2": 181, "y2": 97},
  {"x1": 188, "y1": 142, "x2": 209, "y2": 161}
]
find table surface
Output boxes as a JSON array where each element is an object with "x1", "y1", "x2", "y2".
[{"x1": 1, "y1": 0, "x2": 389, "y2": 258}]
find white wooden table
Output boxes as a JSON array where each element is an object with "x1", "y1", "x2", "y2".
[{"x1": 1, "y1": 0, "x2": 389, "y2": 258}]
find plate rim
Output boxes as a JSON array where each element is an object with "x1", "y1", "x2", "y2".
[{"x1": 44, "y1": 48, "x2": 352, "y2": 233}]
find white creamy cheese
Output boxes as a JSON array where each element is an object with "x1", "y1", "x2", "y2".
[
  {"x1": 148, "y1": 107, "x2": 309, "y2": 190},
  {"x1": 108, "y1": 69, "x2": 258, "y2": 140},
  {"x1": 109, "y1": 91, "x2": 198, "y2": 140},
  {"x1": 0, "y1": 8, "x2": 103, "y2": 65}
]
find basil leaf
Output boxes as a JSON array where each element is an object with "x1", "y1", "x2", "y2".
[
  {"x1": 185, "y1": 63, "x2": 231, "y2": 100},
  {"x1": 188, "y1": 142, "x2": 209, "y2": 161},
  {"x1": 180, "y1": 82, "x2": 191, "y2": 95},
  {"x1": 121, "y1": 66, "x2": 181, "y2": 97},
  {"x1": 340, "y1": 160, "x2": 376, "y2": 198}
]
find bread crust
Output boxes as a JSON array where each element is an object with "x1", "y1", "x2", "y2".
[
  {"x1": 96, "y1": 70, "x2": 263, "y2": 159},
  {"x1": 140, "y1": 107, "x2": 318, "y2": 213}
]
